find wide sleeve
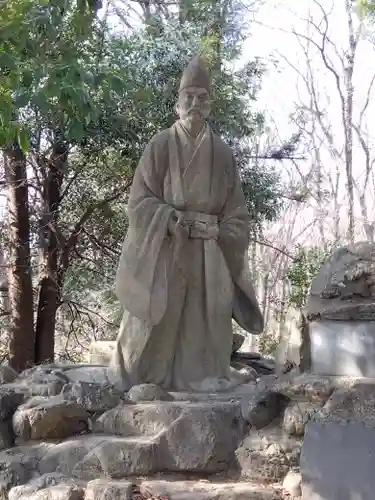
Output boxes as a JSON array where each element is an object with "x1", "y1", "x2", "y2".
[
  {"x1": 218, "y1": 153, "x2": 264, "y2": 334},
  {"x1": 115, "y1": 137, "x2": 174, "y2": 326},
  {"x1": 217, "y1": 154, "x2": 250, "y2": 280}
]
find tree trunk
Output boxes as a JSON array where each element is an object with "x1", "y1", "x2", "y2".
[
  {"x1": 4, "y1": 145, "x2": 34, "y2": 371},
  {"x1": 34, "y1": 139, "x2": 67, "y2": 364},
  {"x1": 344, "y1": 0, "x2": 356, "y2": 242}
]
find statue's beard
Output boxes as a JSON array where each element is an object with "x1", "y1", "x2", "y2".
[{"x1": 187, "y1": 108, "x2": 202, "y2": 118}]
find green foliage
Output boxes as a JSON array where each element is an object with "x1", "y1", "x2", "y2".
[
  {"x1": 0, "y1": 0, "x2": 284, "y2": 357},
  {"x1": 241, "y1": 161, "x2": 283, "y2": 231},
  {"x1": 0, "y1": 0, "x2": 126, "y2": 149},
  {"x1": 258, "y1": 331, "x2": 279, "y2": 357},
  {"x1": 287, "y1": 245, "x2": 332, "y2": 309},
  {"x1": 357, "y1": 0, "x2": 375, "y2": 15}
]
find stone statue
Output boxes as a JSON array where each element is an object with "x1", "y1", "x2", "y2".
[{"x1": 109, "y1": 56, "x2": 264, "y2": 392}]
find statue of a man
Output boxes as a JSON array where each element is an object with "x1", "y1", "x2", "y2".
[{"x1": 110, "y1": 56, "x2": 264, "y2": 392}]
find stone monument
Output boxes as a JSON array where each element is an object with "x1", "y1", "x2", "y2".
[
  {"x1": 109, "y1": 55, "x2": 264, "y2": 392},
  {"x1": 305, "y1": 241, "x2": 375, "y2": 377}
]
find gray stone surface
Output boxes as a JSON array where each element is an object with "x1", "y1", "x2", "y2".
[
  {"x1": 0, "y1": 366, "x2": 18, "y2": 384},
  {"x1": 236, "y1": 424, "x2": 301, "y2": 481},
  {"x1": 321, "y1": 381, "x2": 375, "y2": 425},
  {"x1": 61, "y1": 382, "x2": 123, "y2": 413},
  {"x1": 13, "y1": 396, "x2": 89, "y2": 440},
  {"x1": 0, "y1": 366, "x2": 358, "y2": 496},
  {"x1": 84, "y1": 479, "x2": 132, "y2": 500},
  {"x1": 0, "y1": 388, "x2": 24, "y2": 421},
  {"x1": 3, "y1": 382, "x2": 63, "y2": 398},
  {"x1": 0, "y1": 448, "x2": 36, "y2": 496},
  {"x1": 72, "y1": 436, "x2": 159, "y2": 478},
  {"x1": 301, "y1": 420, "x2": 375, "y2": 499},
  {"x1": 16, "y1": 367, "x2": 69, "y2": 386},
  {"x1": 8, "y1": 474, "x2": 80, "y2": 500},
  {"x1": 24, "y1": 484, "x2": 84, "y2": 500},
  {"x1": 232, "y1": 333, "x2": 245, "y2": 353},
  {"x1": 139, "y1": 479, "x2": 280, "y2": 500},
  {"x1": 309, "y1": 320, "x2": 375, "y2": 377},
  {"x1": 127, "y1": 383, "x2": 174, "y2": 403},
  {"x1": 94, "y1": 401, "x2": 245, "y2": 472},
  {"x1": 283, "y1": 401, "x2": 321, "y2": 437},
  {"x1": 241, "y1": 389, "x2": 290, "y2": 429},
  {"x1": 307, "y1": 242, "x2": 375, "y2": 321},
  {"x1": 273, "y1": 372, "x2": 334, "y2": 405},
  {"x1": 0, "y1": 435, "x2": 160, "y2": 484},
  {"x1": 0, "y1": 419, "x2": 14, "y2": 450},
  {"x1": 64, "y1": 367, "x2": 109, "y2": 385}
]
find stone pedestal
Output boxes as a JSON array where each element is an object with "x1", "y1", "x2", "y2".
[{"x1": 309, "y1": 320, "x2": 375, "y2": 377}]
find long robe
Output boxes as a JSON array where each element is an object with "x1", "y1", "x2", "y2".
[{"x1": 109, "y1": 122, "x2": 263, "y2": 392}]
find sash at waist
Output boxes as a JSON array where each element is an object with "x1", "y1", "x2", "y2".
[
  {"x1": 183, "y1": 211, "x2": 218, "y2": 224},
  {"x1": 180, "y1": 210, "x2": 218, "y2": 239}
]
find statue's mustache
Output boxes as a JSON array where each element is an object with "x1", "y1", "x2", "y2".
[{"x1": 187, "y1": 107, "x2": 202, "y2": 115}]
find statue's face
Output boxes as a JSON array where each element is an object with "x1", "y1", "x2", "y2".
[{"x1": 176, "y1": 86, "x2": 211, "y2": 125}]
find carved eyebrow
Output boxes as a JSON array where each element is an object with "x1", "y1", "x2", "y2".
[{"x1": 186, "y1": 91, "x2": 209, "y2": 97}]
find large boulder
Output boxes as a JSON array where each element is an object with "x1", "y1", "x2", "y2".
[
  {"x1": 13, "y1": 396, "x2": 89, "y2": 440},
  {"x1": 94, "y1": 401, "x2": 245, "y2": 473},
  {"x1": 307, "y1": 242, "x2": 375, "y2": 321},
  {"x1": 72, "y1": 436, "x2": 159, "y2": 479},
  {"x1": 0, "y1": 435, "x2": 159, "y2": 487}
]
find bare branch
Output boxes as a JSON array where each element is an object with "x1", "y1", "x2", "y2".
[{"x1": 249, "y1": 237, "x2": 296, "y2": 261}]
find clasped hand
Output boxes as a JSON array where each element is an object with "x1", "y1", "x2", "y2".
[{"x1": 168, "y1": 212, "x2": 218, "y2": 240}]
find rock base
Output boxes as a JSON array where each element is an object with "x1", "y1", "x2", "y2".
[{"x1": 1, "y1": 362, "x2": 375, "y2": 499}]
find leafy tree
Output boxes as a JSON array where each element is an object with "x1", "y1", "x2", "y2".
[
  {"x1": 0, "y1": 0, "x2": 284, "y2": 366},
  {"x1": 286, "y1": 245, "x2": 332, "y2": 310},
  {"x1": 0, "y1": 0, "x2": 131, "y2": 368}
]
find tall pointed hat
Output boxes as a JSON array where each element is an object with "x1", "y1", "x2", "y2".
[{"x1": 179, "y1": 56, "x2": 212, "y2": 94}]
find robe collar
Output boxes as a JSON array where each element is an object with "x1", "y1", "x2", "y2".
[{"x1": 176, "y1": 120, "x2": 207, "y2": 144}]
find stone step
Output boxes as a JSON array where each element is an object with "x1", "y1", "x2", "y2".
[
  {"x1": 93, "y1": 401, "x2": 245, "y2": 473},
  {"x1": 0, "y1": 434, "x2": 160, "y2": 483},
  {"x1": 137, "y1": 479, "x2": 282, "y2": 500},
  {"x1": 9, "y1": 476, "x2": 283, "y2": 500}
]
